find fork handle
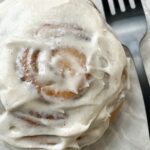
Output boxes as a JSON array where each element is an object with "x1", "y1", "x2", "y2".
[{"x1": 127, "y1": 41, "x2": 150, "y2": 136}]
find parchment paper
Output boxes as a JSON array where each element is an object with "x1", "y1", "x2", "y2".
[{"x1": 0, "y1": 0, "x2": 150, "y2": 150}]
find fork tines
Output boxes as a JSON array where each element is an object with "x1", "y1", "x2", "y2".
[
  {"x1": 113, "y1": 0, "x2": 121, "y2": 13},
  {"x1": 102, "y1": 0, "x2": 144, "y2": 16},
  {"x1": 102, "y1": 0, "x2": 111, "y2": 17},
  {"x1": 136, "y1": 0, "x2": 143, "y2": 9},
  {"x1": 125, "y1": 0, "x2": 132, "y2": 10}
]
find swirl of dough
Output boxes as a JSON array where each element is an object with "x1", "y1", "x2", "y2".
[{"x1": 17, "y1": 47, "x2": 91, "y2": 101}]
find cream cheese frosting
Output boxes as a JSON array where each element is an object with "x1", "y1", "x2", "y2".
[{"x1": 0, "y1": 0, "x2": 129, "y2": 150}]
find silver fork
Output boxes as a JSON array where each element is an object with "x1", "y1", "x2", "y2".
[{"x1": 101, "y1": 0, "x2": 150, "y2": 135}]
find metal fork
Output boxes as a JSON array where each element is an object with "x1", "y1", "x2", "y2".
[{"x1": 101, "y1": 0, "x2": 150, "y2": 136}]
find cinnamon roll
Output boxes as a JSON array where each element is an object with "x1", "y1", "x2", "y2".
[{"x1": 0, "y1": 0, "x2": 129, "y2": 150}]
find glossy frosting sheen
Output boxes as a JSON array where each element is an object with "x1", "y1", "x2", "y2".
[{"x1": 0, "y1": 0, "x2": 129, "y2": 150}]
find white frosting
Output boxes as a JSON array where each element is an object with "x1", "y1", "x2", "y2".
[{"x1": 0, "y1": 0, "x2": 128, "y2": 150}]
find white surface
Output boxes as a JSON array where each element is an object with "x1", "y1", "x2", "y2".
[{"x1": 0, "y1": 0, "x2": 149, "y2": 150}]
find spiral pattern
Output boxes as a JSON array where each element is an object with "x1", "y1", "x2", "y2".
[{"x1": 17, "y1": 47, "x2": 91, "y2": 101}]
